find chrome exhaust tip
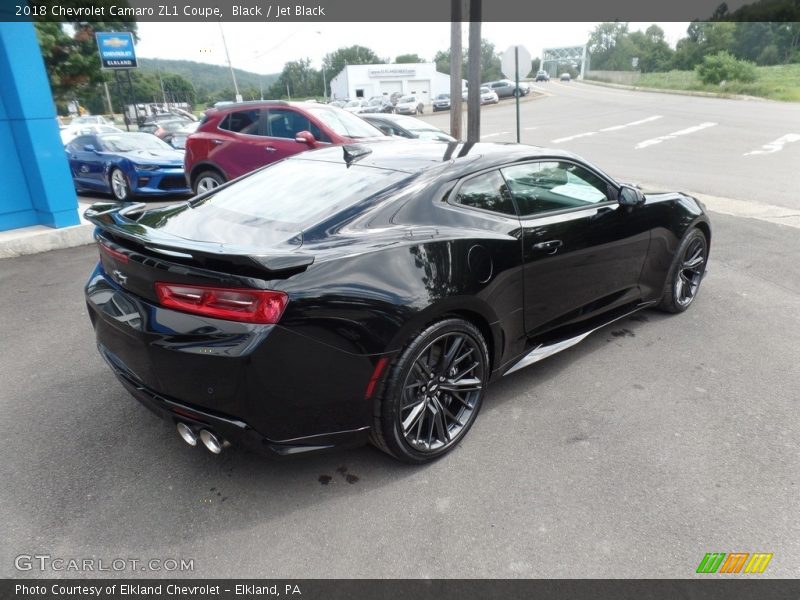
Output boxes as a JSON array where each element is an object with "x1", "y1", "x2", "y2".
[
  {"x1": 176, "y1": 422, "x2": 198, "y2": 447},
  {"x1": 199, "y1": 429, "x2": 228, "y2": 454}
]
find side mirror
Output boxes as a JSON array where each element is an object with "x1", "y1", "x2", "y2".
[
  {"x1": 618, "y1": 185, "x2": 645, "y2": 207},
  {"x1": 83, "y1": 144, "x2": 97, "y2": 153},
  {"x1": 294, "y1": 130, "x2": 317, "y2": 147}
]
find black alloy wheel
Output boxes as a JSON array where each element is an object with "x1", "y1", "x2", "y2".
[
  {"x1": 371, "y1": 319, "x2": 489, "y2": 463},
  {"x1": 658, "y1": 228, "x2": 708, "y2": 313}
]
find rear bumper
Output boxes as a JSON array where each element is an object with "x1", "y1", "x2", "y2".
[
  {"x1": 86, "y1": 264, "x2": 381, "y2": 455},
  {"x1": 100, "y1": 344, "x2": 369, "y2": 457}
]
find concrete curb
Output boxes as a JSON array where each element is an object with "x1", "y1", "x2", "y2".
[
  {"x1": 580, "y1": 79, "x2": 770, "y2": 102},
  {"x1": 639, "y1": 183, "x2": 800, "y2": 230},
  {"x1": 0, "y1": 222, "x2": 95, "y2": 259}
]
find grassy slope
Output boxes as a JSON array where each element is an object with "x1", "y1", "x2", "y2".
[{"x1": 635, "y1": 64, "x2": 800, "y2": 102}]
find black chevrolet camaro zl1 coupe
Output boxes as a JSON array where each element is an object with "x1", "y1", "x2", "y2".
[{"x1": 85, "y1": 140, "x2": 710, "y2": 463}]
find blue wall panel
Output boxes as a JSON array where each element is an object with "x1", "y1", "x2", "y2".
[{"x1": 0, "y1": 22, "x2": 80, "y2": 232}]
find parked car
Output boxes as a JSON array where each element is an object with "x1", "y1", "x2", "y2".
[
  {"x1": 141, "y1": 113, "x2": 192, "y2": 128},
  {"x1": 432, "y1": 93, "x2": 451, "y2": 112},
  {"x1": 69, "y1": 115, "x2": 112, "y2": 126},
  {"x1": 479, "y1": 87, "x2": 499, "y2": 104},
  {"x1": 486, "y1": 80, "x2": 530, "y2": 98},
  {"x1": 61, "y1": 124, "x2": 122, "y2": 146},
  {"x1": 394, "y1": 95, "x2": 424, "y2": 115},
  {"x1": 535, "y1": 70, "x2": 550, "y2": 82},
  {"x1": 166, "y1": 122, "x2": 200, "y2": 150},
  {"x1": 328, "y1": 100, "x2": 346, "y2": 108},
  {"x1": 66, "y1": 131, "x2": 190, "y2": 200},
  {"x1": 183, "y1": 100, "x2": 385, "y2": 194},
  {"x1": 361, "y1": 96, "x2": 394, "y2": 114},
  {"x1": 461, "y1": 87, "x2": 500, "y2": 104},
  {"x1": 343, "y1": 99, "x2": 369, "y2": 114},
  {"x1": 560, "y1": 73, "x2": 572, "y2": 82},
  {"x1": 84, "y1": 140, "x2": 711, "y2": 463},
  {"x1": 361, "y1": 113, "x2": 455, "y2": 142},
  {"x1": 140, "y1": 119, "x2": 192, "y2": 141}
]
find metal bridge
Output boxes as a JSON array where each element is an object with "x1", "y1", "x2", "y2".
[{"x1": 541, "y1": 45, "x2": 587, "y2": 79}]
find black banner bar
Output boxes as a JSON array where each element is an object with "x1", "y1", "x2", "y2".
[
  {"x1": 2, "y1": 0, "x2": 799, "y2": 22},
  {"x1": 4, "y1": 579, "x2": 800, "y2": 600}
]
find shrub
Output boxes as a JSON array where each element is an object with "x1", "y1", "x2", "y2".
[{"x1": 696, "y1": 52, "x2": 757, "y2": 85}]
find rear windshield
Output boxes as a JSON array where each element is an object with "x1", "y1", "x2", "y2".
[{"x1": 153, "y1": 158, "x2": 408, "y2": 245}]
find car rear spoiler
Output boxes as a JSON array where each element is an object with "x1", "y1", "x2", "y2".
[{"x1": 84, "y1": 202, "x2": 315, "y2": 276}]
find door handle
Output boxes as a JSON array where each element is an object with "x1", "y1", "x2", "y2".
[
  {"x1": 264, "y1": 146, "x2": 277, "y2": 152},
  {"x1": 532, "y1": 240, "x2": 563, "y2": 254},
  {"x1": 211, "y1": 139, "x2": 224, "y2": 145}
]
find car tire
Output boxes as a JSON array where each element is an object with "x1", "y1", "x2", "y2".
[
  {"x1": 193, "y1": 170, "x2": 226, "y2": 195},
  {"x1": 657, "y1": 228, "x2": 708, "y2": 314},
  {"x1": 370, "y1": 318, "x2": 489, "y2": 464},
  {"x1": 109, "y1": 168, "x2": 131, "y2": 202}
]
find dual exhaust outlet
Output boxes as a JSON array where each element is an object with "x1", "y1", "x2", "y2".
[{"x1": 176, "y1": 422, "x2": 229, "y2": 454}]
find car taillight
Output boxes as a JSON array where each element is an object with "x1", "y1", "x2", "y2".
[
  {"x1": 155, "y1": 282, "x2": 288, "y2": 324},
  {"x1": 98, "y1": 239, "x2": 129, "y2": 264}
]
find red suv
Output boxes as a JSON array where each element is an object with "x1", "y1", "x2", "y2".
[{"x1": 184, "y1": 101, "x2": 385, "y2": 194}]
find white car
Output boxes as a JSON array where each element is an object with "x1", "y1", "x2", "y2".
[
  {"x1": 461, "y1": 87, "x2": 500, "y2": 105},
  {"x1": 69, "y1": 115, "x2": 111, "y2": 126},
  {"x1": 60, "y1": 124, "x2": 123, "y2": 146},
  {"x1": 479, "y1": 87, "x2": 499, "y2": 104},
  {"x1": 393, "y1": 95, "x2": 424, "y2": 115},
  {"x1": 343, "y1": 100, "x2": 369, "y2": 114}
]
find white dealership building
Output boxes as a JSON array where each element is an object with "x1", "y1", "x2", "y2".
[{"x1": 329, "y1": 63, "x2": 463, "y2": 103}]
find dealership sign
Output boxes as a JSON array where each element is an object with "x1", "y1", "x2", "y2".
[
  {"x1": 368, "y1": 67, "x2": 416, "y2": 78},
  {"x1": 95, "y1": 32, "x2": 137, "y2": 69}
]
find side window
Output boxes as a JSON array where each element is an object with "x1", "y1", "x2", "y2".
[
  {"x1": 219, "y1": 109, "x2": 261, "y2": 135},
  {"x1": 69, "y1": 136, "x2": 92, "y2": 152},
  {"x1": 266, "y1": 108, "x2": 330, "y2": 143},
  {"x1": 453, "y1": 170, "x2": 516, "y2": 216},
  {"x1": 501, "y1": 161, "x2": 612, "y2": 217}
]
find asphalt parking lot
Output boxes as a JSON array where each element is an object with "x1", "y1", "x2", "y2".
[{"x1": 1, "y1": 207, "x2": 798, "y2": 578}]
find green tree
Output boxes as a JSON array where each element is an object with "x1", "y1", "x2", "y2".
[
  {"x1": 268, "y1": 58, "x2": 322, "y2": 99},
  {"x1": 34, "y1": 10, "x2": 138, "y2": 113},
  {"x1": 322, "y1": 45, "x2": 383, "y2": 80},
  {"x1": 395, "y1": 53, "x2": 425, "y2": 64}
]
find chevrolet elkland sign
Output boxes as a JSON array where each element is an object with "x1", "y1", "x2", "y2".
[{"x1": 95, "y1": 31, "x2": 137, "y2": 69}]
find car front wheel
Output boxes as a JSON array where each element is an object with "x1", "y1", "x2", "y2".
[
  {"x1": 109, "y1": 168, "x2": 131, "y2": 201},
  {"x1": 658, "y1": 228, "x2": 708, "y2": 313},
  {"x1": 371, "y1": 318, "x2": 489, "y2": 463}
]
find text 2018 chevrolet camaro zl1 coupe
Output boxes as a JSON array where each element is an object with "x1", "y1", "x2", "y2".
[{"x1": 85, "y1": 140, "x2": 710, "y2": 463}]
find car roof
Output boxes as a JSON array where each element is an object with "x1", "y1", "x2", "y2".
[{"x1": 289, "y1": 139, "x2": 588, "y2": 178}]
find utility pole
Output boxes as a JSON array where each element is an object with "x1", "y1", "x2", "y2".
[
  {"x1": 466, "y1": 0, "x2": 481, "y2": 143},
  {"x1": 449, "y1": 0, "x2": 463, "y2": 140},
  {"x1": 157, "y1": 62, "x2": 167, "y2": 108},
  {"x1": 218, "y1": 22, "x2": 241, "y2": 102}
]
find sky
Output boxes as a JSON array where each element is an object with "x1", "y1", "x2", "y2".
[{"x1": 135, "y1": 22, "x2": 692, "y2": 75}]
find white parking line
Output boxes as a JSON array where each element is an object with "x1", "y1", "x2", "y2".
[
  {"x1": 744, "y1": 134, "x2": 800, "y2": 156},
  {"x1": 635, "y1": 122, "x2": 717, "y2": 149},
  {"x1": 482, "y1": 132, "x2": 511, "y2": 139},
  {"x1": 599, "y1": 115, "x2": 663, "y2": 132},
  {"x1": 552, "y1": 115, "x2": 662, "y2": 144}
]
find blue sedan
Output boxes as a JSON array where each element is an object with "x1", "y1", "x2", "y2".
[{"x1": 65, "y1": 132, "x2": 190, "y2": 201}]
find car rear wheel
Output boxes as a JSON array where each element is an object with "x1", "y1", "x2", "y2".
[
  {"x1": 370, "y1": 318, "x2": 489, "y2": 463},
  {"x1": 194, "y1": 170, "x2": 225, "y2": 195},
  {"x1": 110, "y1": 168, "x2": 131, "y2": 201},
  {"x1": 657, "y1": 228, "x2": 708, "y2": 313}
]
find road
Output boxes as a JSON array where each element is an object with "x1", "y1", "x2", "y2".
[
  {"x1": 2, "y1": 85, "x2": 799, "y2": 579},
  {"x1": 423, "y1": 81, "x2": 800, "y2": 213}
]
